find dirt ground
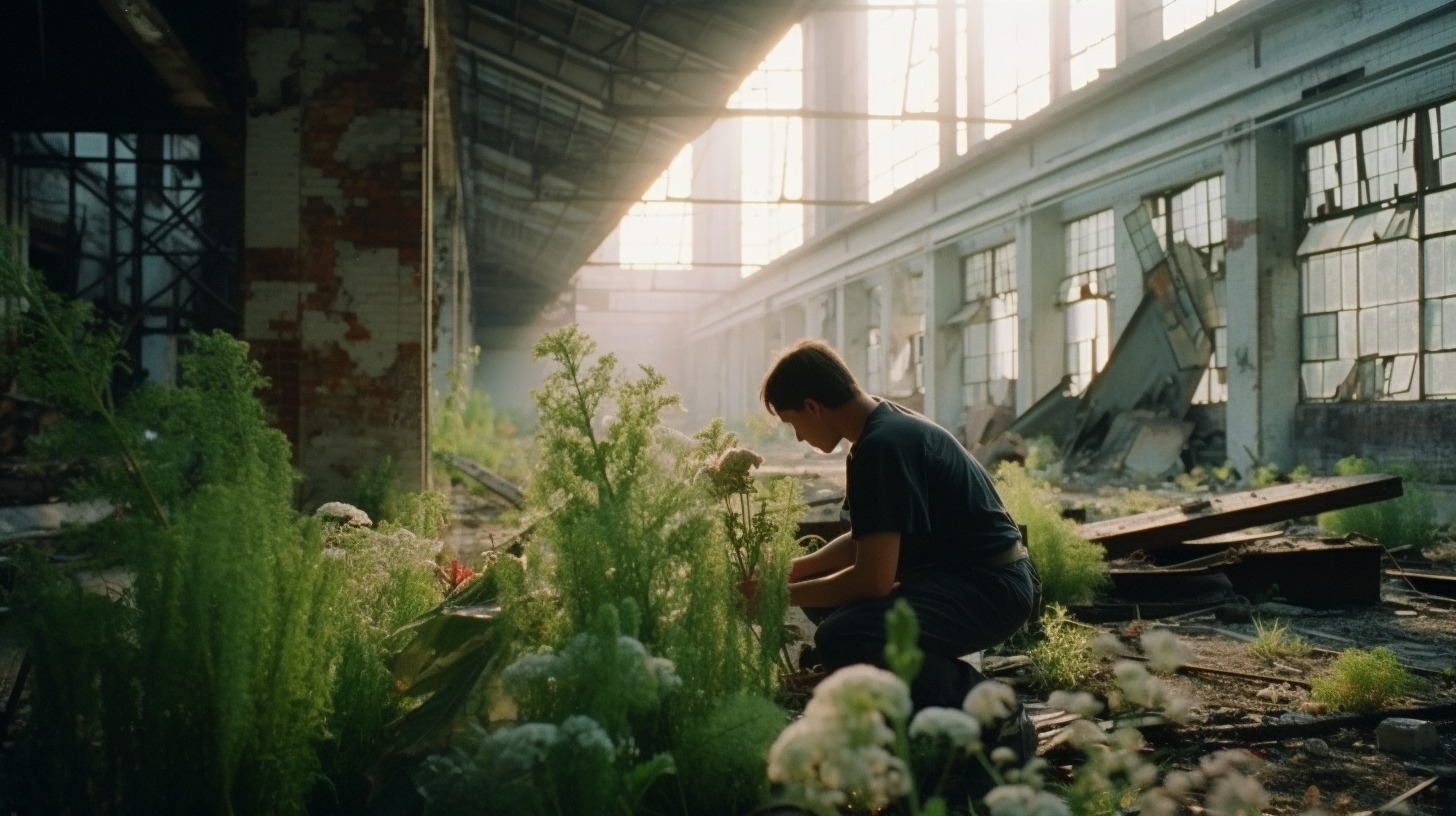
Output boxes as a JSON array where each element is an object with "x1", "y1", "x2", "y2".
[{"x1": 444, "y1": 449, "x2": 1456, "y2": 816}]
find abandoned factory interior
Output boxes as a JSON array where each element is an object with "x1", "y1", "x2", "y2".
[{"x1": 4, "y1": 1, "x2": 1456, "y2": 815}]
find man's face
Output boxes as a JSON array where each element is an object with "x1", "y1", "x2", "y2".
[{"x1": 777, "y1": 402, "x2": 838, "y2": 453}]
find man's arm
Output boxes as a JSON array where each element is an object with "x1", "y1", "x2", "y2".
[
  {"x1": 788, "y1": 531, "x2": 899, "y2": 608},
  {"x1": 788, "y1": 531, "x2": 856, "y2": 582}
]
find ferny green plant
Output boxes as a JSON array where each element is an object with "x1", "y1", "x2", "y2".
[{"x1": 994, "y1": 463, "x2": 1109, "y2": 606}]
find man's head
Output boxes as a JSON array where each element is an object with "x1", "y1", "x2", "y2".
[{"x1": 759, "y1": 339, "x2": 861, "y2": 416}]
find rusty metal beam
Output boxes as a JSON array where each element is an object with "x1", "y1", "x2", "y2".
[
  {"x1": 93, "y1": 0, "x2": 240, "y2": 174},
  {"x1": 1079, "y1": 474, "x2": 1404, "y2": 559}
]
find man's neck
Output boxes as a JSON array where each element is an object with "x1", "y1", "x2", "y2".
[{"x1": 832, "y1": 393, "x2": 880, "y2": 445}]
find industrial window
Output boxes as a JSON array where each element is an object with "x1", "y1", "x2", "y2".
[
  {"x1": 734, "y1": 26, "x2": 804, "y2": 274},
  {"x1": 1063, "y1": 210, "x2": 1114, "y2": 395},
  {"x1": 1146, "y1": 176, "x2": 1228, "y2": 403},
  {"x1": 866, "y1": 1, "x2": 942, "y2": 202},
  {"x1": 1069, "y1": 0, "x2": 1116, "y2": 92},
  {"x1": 619, "y1": 145, "x2": 693, "y2": 270},
  {"x1": 1161, "y1": 0, "x2": 1247, "y2": 40},
  {"x1": 984, "y1": 1, "x2": 1051, "y2": 140},
  {"x1": 1297, "y1": 101, "x2": 1456, "y2": 401},
  {"x1": 956, "y1": 242, "x2": 1018, "y2": 410}
]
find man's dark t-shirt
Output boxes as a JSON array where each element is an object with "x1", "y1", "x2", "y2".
[{"x1": 844, "y1": 401, "x2": 1022, "y2": 579}]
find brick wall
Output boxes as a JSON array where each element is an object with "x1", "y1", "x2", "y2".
[{"x1": 244, "y1": 0, "x2": 429, "y2": 505}]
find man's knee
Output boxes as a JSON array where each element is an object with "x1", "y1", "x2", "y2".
[{"x1": 813, "y1": 614, "x2": 884, "y2": 669}]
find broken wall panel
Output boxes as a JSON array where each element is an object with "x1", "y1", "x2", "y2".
[{"x1": 1079, "y1": 473, "x2": 1403, "y2": 559}]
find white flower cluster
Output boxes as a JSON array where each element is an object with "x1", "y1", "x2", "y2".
[
  {"x1": 1139, "y1": 749, "x2": 1269, "y2": 816},
  {"x1": 1111, "y1": 660, "x2": 1193, "y2": 723},
  {"x1": 461, "y1": 714, "x2": 615, "y2": 781},
  {"x1": 500, "y1": 630, "x2": 682, "y2": 708},
  {"x1": 766, "y1": 665, "x2": 913, "y2": 811},
  {"x1": 1140, "y1": 629, "x2": 1194, "y2": 674}
]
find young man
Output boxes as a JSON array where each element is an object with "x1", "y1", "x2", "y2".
[{"x1": 758, "y1": 338, "x2": 1040, "y2": 716}]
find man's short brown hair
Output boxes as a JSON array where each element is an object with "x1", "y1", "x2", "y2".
[{"x1": 760, "y1": 339, "x2": 862, "y2": 415}]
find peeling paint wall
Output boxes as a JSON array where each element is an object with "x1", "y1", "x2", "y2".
[{"x1": 244, "y1": 0, "x2": 429, "y2": 505}]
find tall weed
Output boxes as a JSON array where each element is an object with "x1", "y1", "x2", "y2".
[
  {"x1": 0, "y1": 229, "x2": 442, "y2": 814},
  {"x1": 1317, "y1": 456, "x2": 1437, "y2": 548},
  {"x1": 993, "y1": 463, "x2": 1108, "y2": 605}
]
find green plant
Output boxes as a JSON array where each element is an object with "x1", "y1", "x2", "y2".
[
  {"x1": 433, "y1": 346, "x2": 533, "y2": 485},
  {"x1": 993, "y1": 463, "x2": 1109, "y2": 606},
  {"x1": 1024, "y1": 434, "x2": 1061, "y2": 473},
  {"x1": 1251, "y1": 464, "x2": 1282, "y2": 489},
  {"x1": 1027, "y1": 604, "x2": 1100, "y2": 690},
  {"x1": 1309, "y1": 647, "x2": 1420, "y2": 712},
  {"x1": 0, "y1": 228, "x2": 443, "y2": 814},
  {"x1": 1318, "y1": 456, "x2": 1437, "y2": 548},
  {"x1": 352, "y1": 453, "x2": 401, "y2": 524},
  {"x1": 1244, "y1": 617, "x2": 1312, "y2": 663}
]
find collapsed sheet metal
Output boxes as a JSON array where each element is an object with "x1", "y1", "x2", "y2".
[{"x1": 996, "y1": 203, "x2": 1217, "y2": 472}]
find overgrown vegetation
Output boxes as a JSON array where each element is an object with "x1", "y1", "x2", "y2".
[
  {"x1": 993, "y1": 463, "x2": 1109, "y2": 606},
  {"x1": 404, "y1": 325, "x2": 807, "y2": 815},
  {"x1": 1309, "y1": 647, "x2": 1420, "y2": 712},
  {"x1": 1026, "y1": 604, "x2": 1100, "y2": 690},
  {"x1": 1318, "y1": 456, "x2": 1438, "y2": 549},
  {"x1": 1244, "y1": 617, "x2": 1312, "y2": 664},
  {"x1": 432, "y1": 346, "x2": 533, "y2": 486},
  {"x1": 0, "y1": 226, "x2": 444, "y2": 814}
]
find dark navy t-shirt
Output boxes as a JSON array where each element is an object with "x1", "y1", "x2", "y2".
[{"x1": 845, "y1": 401, "x2": 1022, "y2": 578}]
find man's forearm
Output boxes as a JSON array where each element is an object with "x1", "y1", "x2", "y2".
[{"x1": 789, "y1": 532, "x2": 856, "y2": 581}]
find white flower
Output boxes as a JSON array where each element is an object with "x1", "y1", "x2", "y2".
[
  {"x1": 1137, "y1": 788, "x2": 1184, "y2": 816},
  {"x1": 908, "y1": 707, "x2": 982, "y2": 751},
  {"x1": 1047, "y1": 690, "x2": 1104, "y2": 719},
  {"x1": 1063, "y1": 719, "x2": 1107, "y2": 749},
  {"x1": 990, "y1": 746, "x2": 1019, "y2": 766},
  {"x1": 1140, "y1": 629, "x2": 1193, "y2": 674},
  {"x1": 501, "y1": 651, "x2": 562, "y2": 698},
  {"x1": 809, "y1": 664, "x2": 913, "y2": 725},
  {"x1": 1205, "y1": 771, "x2": 1270, "y2": 816},
  {"x1": 1199, "y1": 749, "x2": 1263, "y2": 777},
  {"x1": 983, "y1": 783, "x2": 1072, "y2": 816},
  {"x1": 560, "y1": 715, "x2": 613, "y2": 756},
  {"x1": 1113, "y1": 660, "x2": 1166, "y2": 710},
  {"x1": 1091, "y1": 633, "x2": 1126, "y2": 658},
  {"x1": 964, "y1": 680, "x2": 1018, "y2": 725},
  {"x1": 483, "y1": 722, "x2": 559, "y2": 778}
]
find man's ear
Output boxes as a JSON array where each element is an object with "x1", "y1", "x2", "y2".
[{"x1": 801, "y1": 398, "x2": 824, "y2": 417}]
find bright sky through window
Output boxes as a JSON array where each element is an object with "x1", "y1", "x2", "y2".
[
  {"x1": 866, "y1": 0, "x2": 940, "y2": 203},
  {"x1": 984, "y1": 0, "x2": 1050, "y2": 139},
  {"x1": 732, "y1": 25, "x2": 804, "y2": 276},
  {"x1": 617, "y1": 145, "x2": 693, "y2": 269}
]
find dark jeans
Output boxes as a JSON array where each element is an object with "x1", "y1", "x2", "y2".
[{"x1": 804, "y1": 558, "x2": 1041, "y2": 711}]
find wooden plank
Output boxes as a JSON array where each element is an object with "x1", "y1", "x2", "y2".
[
  {"x1": 441, "y1": 454, "x2": 525, "y2": 508},
  {"x1": 1078, "y1": 474, "x2": 1402, "y2": 559}
]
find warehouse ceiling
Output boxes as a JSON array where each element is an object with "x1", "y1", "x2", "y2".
[
  {"x1": 1, "y1": 0, "x2": 807, "y2": 328},
  {"x1": 451, "y1": 0, "x2": 811, "y2": 325}
]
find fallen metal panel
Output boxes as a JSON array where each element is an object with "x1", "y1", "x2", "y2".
[
  {"x1": 1078, "y1": 473, "x2": 1403, "y2": 559},
  {"x1": 441, "y1": 454, "x2": 525, "y2": 508}
]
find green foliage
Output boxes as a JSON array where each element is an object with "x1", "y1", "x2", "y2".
[
  {"x1": 1027, "y1": 604, "x2": 1100, "y2": 690},
  {"x1": 672, "y1": 694, "x2": 791, "y2": 816},
  {"x1": 526, "y1": 326, "x2": 799, "y2": 706},
  {"x1": 0, "y1": 230, "x2": 442, "y2": 814},
  {"x1": 1174, "y1": 462, "x2": 1238, "y2": 492},
  {"x1": 352, "y1": 454, "x2": 401, "y2": 525},
  {"x1": 994, "y1": 463, "x2": 1109, "y2": 605},
  {"x1": 1244, "y1": 617, "x2": 1312, "y2": 664},
  {"x1": 1102, "y1": 486, "x2": 1175, "y2": 518},
  {"x1": 1309, "y1": 647, "x2": 1419, "y2": 712},
  {"x1": 1317, "y1": 456, "x2": 1437, "y2": 548},
  {"x1": 1024, "y1": 434, "x2": 1061, "y2": 473},
  {"x1": 433, "y1": 346, "x2": 532, "y2": 485}
]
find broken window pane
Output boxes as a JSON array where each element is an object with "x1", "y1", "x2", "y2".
[
  {"x1": 960, "y1": 242, "x2": 1018, "y2": 410},
  {"x1": 1426, "y1": 296, "x2": 1456, "y2": 351}
]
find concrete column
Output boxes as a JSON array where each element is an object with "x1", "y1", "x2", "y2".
[
  {"x1": 803, "y1": 9, "x2": 868, "y2": 239},
  {"x1": 938, "y1": 0, "x2": 958, "y2": 165},
  {"x1": 963, "y1": 0, "x2": 986, "y2": 150},
  {"x1": 1017, "y1": 208, "x2": 1067, "y2": 409},
  {"x1": 243, "y1": 0, "x2": 430, "y2": 503},
  {"x1": 1117, "y1": 0, "x2": 1164, "y2": 62},
  {"x1": 1050, "y1": 0, "x2": 1072, "y2": 101},
  {"x1": 1223, "y1": 122, "x2": 1299, "y2": 475},
  {"x1": 928, "y1": 245, "x2": 964, "y2": 429}
]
